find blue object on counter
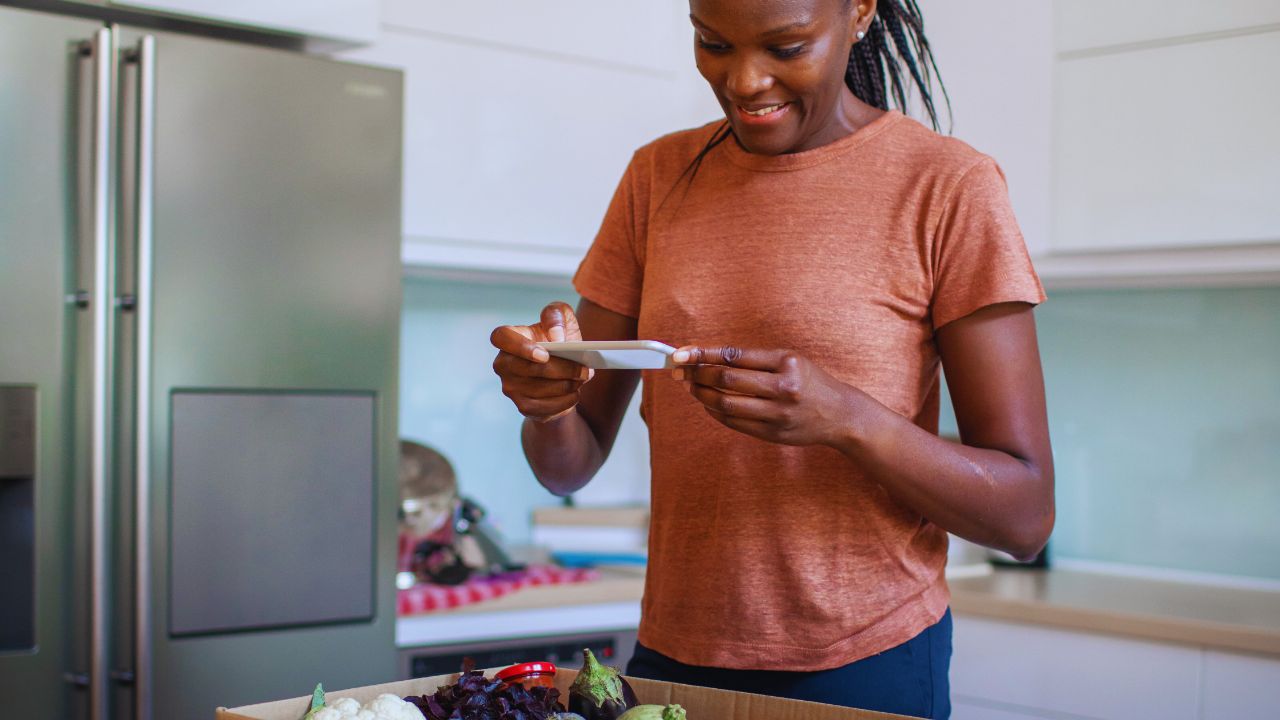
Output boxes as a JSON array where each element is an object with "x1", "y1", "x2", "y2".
[{"x1": 552, "y1": 552, "x2": 647, "y2": 568}]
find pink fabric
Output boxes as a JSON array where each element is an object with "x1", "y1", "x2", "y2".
[{"x1": 397, "y1": 565, "x2": 601, "y2": 615}]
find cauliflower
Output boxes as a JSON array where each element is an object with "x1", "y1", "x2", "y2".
[{"x1": 309, "y1": 693, "x2": 419, "y2": 720}]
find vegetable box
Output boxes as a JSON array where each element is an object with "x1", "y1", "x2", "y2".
[{"x1": 216, "y1": 668, "x2": 908, "y2": 720}]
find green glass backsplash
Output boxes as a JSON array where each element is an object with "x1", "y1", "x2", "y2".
[
  {"x1": 940, "y1": 286, "x2": 1280, "y2": 581},
  {"x1": 405, "y1": 278, "x2": 1279, "y2": 578},
  {"x1": 399, "y1": 276, "x2": 651, "y2": 545}
]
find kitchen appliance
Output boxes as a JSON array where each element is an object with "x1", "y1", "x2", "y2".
[{"x1": 0, "y1": 5, "x2": 403, "y2": 719}]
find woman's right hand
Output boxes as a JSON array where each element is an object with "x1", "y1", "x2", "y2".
[{"x1": 490, "y1": 301, "x2": 595, "y2": 423}]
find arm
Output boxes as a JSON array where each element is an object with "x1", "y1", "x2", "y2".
[
  {"x1": 674, "y1": 302, "x2": 1054, "y2": 559},
  {"x1": 490, "y1": 298, "x2": 641, "y2": 496}
]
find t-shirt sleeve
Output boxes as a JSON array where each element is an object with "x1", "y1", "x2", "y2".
[
  {"x1": 572, "y1": 155, "x2": 646, "y2": 319},
  {"x1": 930, "y1": 157, "x2": 1046, "y2": 330}
]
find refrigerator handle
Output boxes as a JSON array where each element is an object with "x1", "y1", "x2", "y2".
[
  {"x1": 125, "y1": 34, "x2": 157, "y2": 720},
  {"x1": 87, "y1": 26, "x2": 115, "y2": 720}
]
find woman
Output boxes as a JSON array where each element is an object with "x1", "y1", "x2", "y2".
[{"x1": 489, "y1": 0, "x2": 1053, "y2": 716}]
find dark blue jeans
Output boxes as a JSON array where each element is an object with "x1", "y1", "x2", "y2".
[{"x1": 626, "y1": 609, "x2": 952, "y2": 719}]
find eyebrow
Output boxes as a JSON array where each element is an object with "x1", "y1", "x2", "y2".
[{"x1": 689, "y1": 14, "x2": 816, "y2": 40}]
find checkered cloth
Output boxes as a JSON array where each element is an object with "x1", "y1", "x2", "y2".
[{"x1": 397, "y1": 564, "x2": 601, "y2": 615}]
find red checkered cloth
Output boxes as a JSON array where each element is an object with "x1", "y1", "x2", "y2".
[{"x1": 397, "y1": 565, "x2": 601, "y2": 616}]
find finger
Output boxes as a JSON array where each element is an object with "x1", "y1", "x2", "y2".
[
  {"x1": 689, "y1": 384, "x2": 781, "y2": 422},
  {"x1": 705, "y1": 408, "x2": 777, "y2": 439},
  {"x1": 671, "y1": 345, "x2": 793, "y2": 371},
  {"x1": 491, "y1": 324, "x2": 550, "y2": 362},
  {"x1": 511, "y1": 379, "x2": 585, "y2": 399},
  {"x1": 495, "y1": 353, "x2": 593, "y2": 381},
  {"x1": 539, "y1": 301, "x2": 581, "y2": 343},
  {"x1": 683, "y1": 364, "x2": 782, "y2": 398}
]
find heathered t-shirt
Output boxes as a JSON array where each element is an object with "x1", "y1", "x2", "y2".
[{"x1": 573, "y1": 110, "x2": 1045, "y2": 671}]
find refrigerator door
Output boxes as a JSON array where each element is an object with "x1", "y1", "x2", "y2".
[
  {"x1": 0, "y1": 7, "x2": 113, "y2": 720},
  {"x1": 113, "y1": 27, "x2": 403, "y2": 720}
]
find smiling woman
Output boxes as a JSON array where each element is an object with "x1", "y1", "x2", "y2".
[{"x1": 487, "y1": 1, "x2": 1053, "y2": 718}]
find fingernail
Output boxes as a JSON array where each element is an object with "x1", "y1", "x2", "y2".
[
  {"x1": 532, "y1": 348, "x2": 550, "y2": 362},
  {"x1": 670, "y1": 368, "x2": 682, "y2": 381},
  {"x1": 549, "y1": 325, "x2": 565, "y2": 342},
  {"x1": 672, "y1": 350, "x2": 689, "y2": 363},
  {"x1": 588, "y1": 368, "x2": 595, "y2": 381}
]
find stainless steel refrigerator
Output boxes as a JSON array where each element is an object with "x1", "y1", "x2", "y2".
[{"x1": 1, "y1": 5, "x2": 403, "y2": 719}]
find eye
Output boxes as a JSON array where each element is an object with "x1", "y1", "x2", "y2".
[
  {"x1": 696, "y1": 35, "x2": 731, "y2": 53},
  {"x1": 770, "y1": 44, "x2": 806, "y2": 59}
]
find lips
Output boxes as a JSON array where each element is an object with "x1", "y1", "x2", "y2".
[{"x1": 734, "y1": 101, "x2": 792, "y2": 125}]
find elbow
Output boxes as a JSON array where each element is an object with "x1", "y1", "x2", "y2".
[{"x1": 1001, "y1": 466, "x2": 1056, "y2": 561}]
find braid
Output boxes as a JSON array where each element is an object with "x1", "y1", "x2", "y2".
[
  {"x1": 656, "y1": 120, "x2": 733, "y2": 213},
  {"x1": 847, "y1": 0, "x2": 951, "y2": 132}
]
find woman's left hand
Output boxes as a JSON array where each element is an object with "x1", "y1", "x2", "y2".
[{"x1": 671, "y1": 346, "x2": 868, "y2": 448}]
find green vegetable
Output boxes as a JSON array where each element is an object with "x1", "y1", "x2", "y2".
[
  {"x1": 302, "y1": 683, "x2": 325, "y2": 720},
  {"x1": 568, "y1": 648, "x2": 638, "y2": 720},
  {"x1": 617, "y1": 705, "x2": 686, "y2": 720}
]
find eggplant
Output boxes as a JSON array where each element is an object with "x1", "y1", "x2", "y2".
[{"x1": 568, "y1": 648, "x2": 639, "y2": 720}]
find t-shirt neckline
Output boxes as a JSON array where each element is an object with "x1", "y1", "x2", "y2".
[{"x1": 721, "y1": 109, "x2": 904, "y2": 172}]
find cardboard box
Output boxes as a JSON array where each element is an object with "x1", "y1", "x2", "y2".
[{"x1": 217, "y1": 667, "x2": 907, "y2": 720}]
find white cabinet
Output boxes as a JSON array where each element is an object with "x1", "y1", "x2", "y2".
[
  {"x1": 1043, "y1": 0, "x2": 1280, "y2": 285},
  {"x1": 953, "y1": 615, "x2": 1280, "y2": 720},
  {"x1": 338, "y1": 0, "x2": 718, "y2": 277},
  {"x1": 952, "y1": 616, "x2": 1202, "y2": 720},
  {"x1": 1053, "y1": 0, "x2": 1280, "y2": 53},
  {"x1": 1201, "y1": 649, "x2": 1280, "y2": 718},
  {"x1": 110, "y1": 0, "x2": 379, "y2": 45},
  {"x1": 1053, "y1": 32, "x2": 1280, "y2": 255}
]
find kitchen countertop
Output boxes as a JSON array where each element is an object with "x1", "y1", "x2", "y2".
[
  {"x1": 949, "y1": 567, "x2": 1280, "y2": 657},
  {"x1": 398, "y1": 564, "x2": 1280, "y2": 657},
  {"x1": 396, "y1": 566, "x2": 645, "y2": 648}
]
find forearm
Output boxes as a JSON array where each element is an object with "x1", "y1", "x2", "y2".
[
  {"x1": 833, "y1": 396, "x2": 1054, "y2": 560},
  {"x1": 520, "y1": 409, "x2": 608, "y2": 496}
]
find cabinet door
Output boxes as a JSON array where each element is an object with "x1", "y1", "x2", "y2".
[
  {"x1": 1201, "y1": 650, "x2": 1280, "y2": 718},
  {"x1": 109, "y1": 0, "x2": 379, "y2": 44},
  {"x1": 1055, "y1": 0, "x2": 1280, "y2": 53},
  {"x1": 1052, "y1": 31, "x2": 1280, "y2": 253},
  {"x1": 339, "y1": 3, "x2": 719, "y2": 276},
  {"x1": 951, "y1": 616, "x2": 1202, "y2": 719}
]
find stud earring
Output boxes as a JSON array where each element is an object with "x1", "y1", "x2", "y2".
[{"x1": 856, "y1": 30, "x2": 866, "y2": 40}]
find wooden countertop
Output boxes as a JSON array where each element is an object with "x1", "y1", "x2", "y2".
[
  {"x1": 440, "y1": 565, "x2": 646, "y2": 616},
  {"x1": 949, "y1": 568, "x2": 1280, "y2": 657}
]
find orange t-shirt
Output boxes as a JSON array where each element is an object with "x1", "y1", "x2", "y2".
[{"x1": 573, "y1": 110, "x2": 1045, "y2": 671}]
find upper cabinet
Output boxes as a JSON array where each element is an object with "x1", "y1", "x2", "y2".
[
  {"x1": 1045, "y1": 0, "x2": 1280, "y2": 285},
  {"x1": 1053, "y1": 0, "x2": 1280, "y2": 53},
  {"x1": 110, "y1": 0, "x2": 380, "y2": 45},
  {"x1": 338, "y1": 0, "x2": 719, "y2": 277}
]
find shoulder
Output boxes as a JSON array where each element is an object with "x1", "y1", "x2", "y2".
[
  {"x1": 626, "y1": 119, "x2": 728, "y2": 183},
  {"x1": 879, "y1": 114, "x2": 1005, "y2": 191}
]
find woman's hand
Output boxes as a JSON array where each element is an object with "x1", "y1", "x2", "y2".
[
  {"x1": 490, "y1": 301, "x2": 594, "y2": 423},
  {"x1": 672, "y1": 346, "x2": 868, "y2": 448}
]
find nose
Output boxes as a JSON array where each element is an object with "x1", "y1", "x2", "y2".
[{"x1": 725, "y1": 55, "x2": 774, "y2": 99}]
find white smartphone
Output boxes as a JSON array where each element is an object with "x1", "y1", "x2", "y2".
[{"x1": 536, "y1": 340, "x2": 677, "y2": 370}]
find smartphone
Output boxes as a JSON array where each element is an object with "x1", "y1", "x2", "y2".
[{"x1": 536, "y1": 340, "x2": 677, "y2": 370}]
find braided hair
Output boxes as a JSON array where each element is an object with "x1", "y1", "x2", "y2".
[
  {"x1": 846, "y1": 0, "x2": 950, "y2": 132},
  {"x1": 662, "y1": 0, "x2": 950, "y2": 208}
]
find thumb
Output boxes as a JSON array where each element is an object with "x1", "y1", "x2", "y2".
[{"x1": 540, "y1": 301, "x2": 580, "y2": 342}]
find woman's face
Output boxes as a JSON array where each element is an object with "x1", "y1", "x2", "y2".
[{"x1": 689, "y1": 0, "x2": 875, "y2": 155}]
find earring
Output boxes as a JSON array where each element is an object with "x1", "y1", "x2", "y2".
[{"x1": 856, "y1": 30, "x2": 866, "y2": 40}]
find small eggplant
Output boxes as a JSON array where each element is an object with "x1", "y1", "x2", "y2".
[
  {"x1": 568, "y1": 648, "x2": 639, "y2": 720},
  {"x1": 618, "y1": 705, "x2": 686, "y2": 720}
]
